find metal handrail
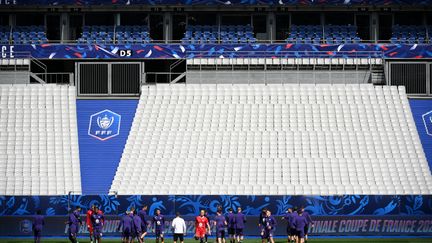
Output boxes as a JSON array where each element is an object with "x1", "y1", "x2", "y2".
[
  {"x1": 32, "y1": 72, "x2": 74, "y2": 85},
  {"x1": 146, "y1": 72, "x2": 186, "y2": 84},
  {"x1": 169, "y1": 59, "x2": 185, "y2": 82},
  {"x1": 186, "y1": 50, "x2": 384, "y2": 58},
  {"x1": 30, "y1": 57, "x2": 47, "y2": 74},
  {"x1": 185, "y1": 70, "x2": 372, "y2": 85}
]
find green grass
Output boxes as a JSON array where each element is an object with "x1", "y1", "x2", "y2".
[{"x1": 0, "y1": 238, "x2": 431, "y2": 243}]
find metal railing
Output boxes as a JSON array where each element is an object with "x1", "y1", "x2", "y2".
[
  {"x1": 32, "y1": 72, "x2": 74, "y2": 85},
  {"x1": 146, "y1": 72, "x2": 186, "y2": 84},
  {"x1": 186, "y1": 70, "x2": 372, "y2": 85},
  {"x1": 186, "y1": 50, "x2": 384, "y2": 59}
]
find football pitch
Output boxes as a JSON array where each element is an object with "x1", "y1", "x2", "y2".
[{"x1": 0, "y1": 238, "x2": 431, "y2": 243}]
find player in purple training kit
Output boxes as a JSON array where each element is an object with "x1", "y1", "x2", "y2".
[
  {"x1": 258, "y1": 208, "x2": 267, "y2": 232},
  {"x1": 118, "y1": 210, "x2": 134, "y2": 243},
  {"x1": 33, "y1": 209, "x2": 45, "y2": 243},
  {"x1": 234, "y1": 207, "x2": 246, "y2": 243},
  {"x1": 263, "y1": 210, "x2": 276, "y2": 243},
  {"x1": 292, "y1": 209, "x2": 308, "y2": 243},
  {"x1": 138, "y1": 205, "x2": 149, "y2": 242},
  {"x1": 300, "y1": 207, "x2": 313, "y2": 243},
  {"x1": 226, "y1": 208, "x2": 236, "y2": 243},
  {"x1": 214, "y1": 209, "x2": 227, "y2": 243},
  {"x1": 91, "y1": 206, "x2": 105, "y2": 243},
  {"x1": 133, "y1": 209, "x2": 143, "y2": 243},
  {"x1": 67, "y1": 206, "x2": 82, "y2": 243},
  {"x1": 282, "y1": 208, "x2": 296, "y2": 243},
  {"x1": 152, "y1": 209, "x2": 165, "y2": 243}
]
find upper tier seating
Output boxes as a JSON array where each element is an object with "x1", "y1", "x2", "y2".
[
  {"x1": 0, "y1": 26, "x2": 48, "y2": 44},
  {"x1": 182, "y1": 25, "x2": 257, "y2": 44},
  {"x1": 286, "y1": 25, "x2": 361, "y2": 44},
  {"x1": 111, "y1": 84, "x2": 432, "y2": 195},
  {"x1": 78, "y1": 25, "x2": 152, "y2": 44},
  {"x1": 0, "y1": 26, "x2": 11, "y2": 44},
  {"x1": 78, "y1": 25, "x2": 114, "y2": 44},
  {"x1": 12, "y1": 26, "x2": 48, "y2": 44},
  {"x1": 390, "y1": 25, "x2": 428, "y2": 44},
  {"x1": 0, "y1": 84, "x2": 81, "y2": 195},
  {"x1": 115, "y1": 25, "x2": 152, "y2": 44}
]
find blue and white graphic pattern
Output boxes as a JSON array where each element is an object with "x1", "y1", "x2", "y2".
[{"x1": 1, "y1": 195, "x2": 431, "y2": 216}]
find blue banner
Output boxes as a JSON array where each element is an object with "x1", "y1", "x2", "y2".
[
  {"x1": 2, "y1": 0, "x2": 432, "y2": 6},
  {"x1": 0, "y1": 195, "x2": 432, "y2": 217},
  {"x1": 2, "y1": 44, "x2": 432, "y2": 59},
  {"x1": 409, "y1": 99, "x2": 432, "y2": 173},
  {"x1": 1, "y1": 215, "x2": 431, "y2": 237},
  {"x1": 76, "y1": 100, "x2": 138, "y2": 194}
]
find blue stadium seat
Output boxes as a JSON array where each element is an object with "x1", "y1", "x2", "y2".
[
  {"x1": 286, "y1": 24, "x2": 361, "y2": 44},
  {"x1": 391, "y1": 24, "x2": 427, "y2": 44},
  {"x1": 182, "y1": 24, "x2": 254, "y2": 44},
  {"x1": 78, "y1": 25, "x2": 152, "y2": 44},
  {"x1": 10, "y1": 26, "x2": 48, "y2": 44}
]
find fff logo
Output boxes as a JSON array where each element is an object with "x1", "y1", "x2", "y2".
[
  {"x1": 88, "y1": 109, "x2": 121, "y2": 141},
  {"x1": 422, "y1": 110, "x2": 432, "y2": 137}
]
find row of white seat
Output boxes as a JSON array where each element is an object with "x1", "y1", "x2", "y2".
[
  {"x1": 0, "y1": 84, "x2": 82, "y2": 195},
  {"x1": 112, "y1": 84, "x2": 431, "y2": 195}
]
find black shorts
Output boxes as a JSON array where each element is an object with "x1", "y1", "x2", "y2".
[
  {"x1": 235, "y1": 228, "x2": 244, "y2": 236},
  {"x1": 173, "y1": 234, "x2": 184, "y2": 241},
  {"x1": 304, "y1": 225, "x2": 309, "y2": 235},
  {"x1": 288, "y1": 228, "x2": 296, "y2": 236},
  {"x1": 228, "y1": 228, "x2": 236, "y2": 235}
]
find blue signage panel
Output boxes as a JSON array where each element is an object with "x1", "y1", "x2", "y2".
[
  {"x1": 0, "y1": 215, "x2": 431, "y2": 237},
  {"x1": 1, "y1": 44, "x2": 432, "y2": 59},
  {"x1": 409, "y1": 99, "x2": 432, "y2": 173},
  {"x1": 1, "y1": 195, "x2": 432, "y2": 217},
  {"x1": 76, "y1": 100, "x2": 138, "y2": 194}
]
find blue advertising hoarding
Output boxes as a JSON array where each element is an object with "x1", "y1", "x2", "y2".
[
  {"x1": 76, "y1": 100, "x2": 138, "y2": 194},
  {"x1": 0, "y1": 215, "x2": 431, "y2": 237},
  {"x1": 2, "y1": 43, "x2": 432, "y2": 59}
]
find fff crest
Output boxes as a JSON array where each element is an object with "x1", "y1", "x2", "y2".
[
  {"x1": 422, "y1": 110, "x2": 432, "y2": 136},
  {"x1": 88, "y1": 109, "x2": 121, "y2": 141}
]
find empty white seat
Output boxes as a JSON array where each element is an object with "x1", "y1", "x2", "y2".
[
  {"x1": 0, "y1": 84, "x2": 82, "y2": 195},
  {"x1": 110, "y1": 84, "x2": 432, "y2": 195}
]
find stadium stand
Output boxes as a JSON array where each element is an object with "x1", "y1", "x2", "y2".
[
  {"x1": 0, "y1": 25, "x2": 48, "y2": 44},
  {"x1": 77, "y1": 25, "x2": 151, "y2": 44},
  {"x1": 12, "y1": 26, "x2": 48, "y2": 44},
  {"x1": 0, "y1": 26, "x2": 11, "y2": 44},
  {"x1": 390, "y1": 25, "x2": 427, "y2": 44},
  {"x1": 0, "y1": 84, "x2": 81, "y2": 195},
  {"x1": 115, "y1": 25, "x2": 152, "y2": 44},
  {"x1": 182, "y1": 25, "x2": 256, "y2": 44},
  {"x1": 111, "y1": 84, "x2": 432, "y2": 195},
  {"x1": 286, "y1": 25, "x2": 361, "y2": 44},
  {"x1": 78, "y1": 25, "x2": 115, "y2": 44}
]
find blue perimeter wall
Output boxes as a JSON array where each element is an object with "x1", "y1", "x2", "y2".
[{"x1": 2, "y1": 44, "x2": 432, "y2": 59}]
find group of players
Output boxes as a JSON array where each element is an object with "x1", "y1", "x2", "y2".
[
  {"x1": 53, "y1": 204, "x2": 313, "y2": 243},
  {"x1": 281, "y1": 207, "x2": 313, "y2": 243},
  {"x1": 66, "y1": 205, "x2": 105, "y2": 243},
  {"x1": 114, "y1": 205, "x2": 312, "y2": 243}
]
